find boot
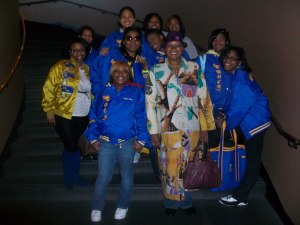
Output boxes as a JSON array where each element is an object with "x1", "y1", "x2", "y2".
[
  {"x1": 72, "y1": 150, "x2": 87, "y2": 186},
  {"x1": 62, "y1": 150, "x2": 74, "y2": 190}
]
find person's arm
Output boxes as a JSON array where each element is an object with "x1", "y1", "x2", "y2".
[
  {"x1": 42, "y1": 62, "x2": 62, "y2": 126},
  {"x1": 145, "y1": 69, "x2": 161, "y2": 148},
  {"x1": 90, "y1": 55, "x2": 104, "y2": 96},
  {"x1": 134, "y1": 88, "x2": 149, "y2": 151},
  {"x1": 84, "y1": 91, "x2": 102, "y2": 143},
  {"x1": 196, "y1": 67, "x2": 216, "y2": 143},
  {"x1": 184, "y1": 36, "x2": 198, "y2": 59},
  {"x1": 225, "y1": 73, "x2": 256, "y2": 130}
]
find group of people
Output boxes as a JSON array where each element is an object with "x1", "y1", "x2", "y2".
[{"x1": 41, "y1": 5, "x2": 271, "y2": 223}]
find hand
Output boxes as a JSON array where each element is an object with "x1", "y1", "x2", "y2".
[
  {"x1": 46, "y1": 114, "x2": 55, "y2": 126},
  {"x1": 133, "y1": 141, "x2": 143, "y2": 152},
  {"x1": 199, "y1": 130, "x2": 208, "y2": 143},
  {"x1": 151, "y1": 134, "x2": 161, "y2": 148},
  {"x1": 91, "y1": 141, "x2": 100, "y2": 152},
  {"x1": 100, "y1": 47, "x2": 109, "y2": 56},
  {"x1": 136, "y1": 55, "x2": 148, "y2": 70}
]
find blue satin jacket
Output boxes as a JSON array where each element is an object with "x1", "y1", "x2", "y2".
[
  {"x1": 225, "y1": 68, "x2": 271, "y2": 139},
  {"x1": 84, "y1": 83, "x2": 149, "y2": 145},
  {"x1": 90, "y1": 49, "x2": 146, "y2": 96}
]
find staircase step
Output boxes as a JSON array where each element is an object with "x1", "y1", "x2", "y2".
[
  {"x1": 3, "y1": 156, "x2": 153, "y2": 177},
  {"x1": 18, "y1": 122, "x2": 58, "y2": 138}
]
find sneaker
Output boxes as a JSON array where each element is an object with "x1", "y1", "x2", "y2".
[
  {"x1": 114, "y1": 208, "x2": 128, "y2": 220},
  {"x1": 91, "y1": 210, "x2": 101, "y2": 222},
  {"x1": 219, "y1": 195, "x2": 248, "y2": 206},
  {"x1": 133, "y1": 152, "x2": 140, "y2": 164}
]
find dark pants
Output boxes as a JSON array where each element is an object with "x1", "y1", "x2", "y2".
[
  {"x1": 232, "y1": 128, "x2": 266, "y2": 201},
  {"x1": 54, "y1": 115, "x2": 89, "y2": 151}
]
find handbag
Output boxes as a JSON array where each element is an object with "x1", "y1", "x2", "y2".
[
  {"x1": 183, "y1": 142, "x2": 221, "y2": 190},
  {"x1": 210, "y1": 122, "x2": 247, "y2": 192},
  {"x1": 77, "y1": 135, "x2": 98, "y2": 156}
]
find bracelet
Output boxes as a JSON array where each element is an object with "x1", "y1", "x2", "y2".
[{"x1": 142, "y1": 69, "x2": 149, "y2": 74}]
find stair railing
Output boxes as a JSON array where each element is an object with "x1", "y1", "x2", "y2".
[
  {"x1": 0, "y1": 13, "x2": 26, "y2": 94},
  {"x1": 19, "y1": 0, "x2": 144, "y2": 24},
  {"x1": 19, "y1": 1, "x2": 300, "y2": 150},
  {"x1": 271, "y1": 112, "x2": 299, "y2": 150}
]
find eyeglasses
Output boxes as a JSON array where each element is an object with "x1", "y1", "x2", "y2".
[
  {"x1": 70, "y1": 49, "x2": 85, "y2": 54},
  {"x1": 224, "y1": 56, "x2": 239, "y2": 61},
  {"x1": 125, "y1": 35, "x2": 141, "y2": 42}
]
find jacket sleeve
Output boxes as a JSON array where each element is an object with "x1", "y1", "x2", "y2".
[
  {"x1": 145, "y1": 70, "x2": 160, "y2": 134},
  {"x1": 99, "y1": 32, "x2": 120, "y2": 50},
  {"x1": 41, "y1": 62, "x2": 62, "y2": 115},
  {"x1": 135, "y1": 88, "x2": 149, "y2": 146},
  {"x1": 225, "y1": 73, "x2": 256, "y2": 130},
  {"x1": 84, "y1": 91, "x2": 102, "y2": 143},
  {"x1": 197, "y1": 72, "x2": 216, "y2": 131},
  {"x1": 90, "y1": 55, "x2": 104, "y2": 96}
]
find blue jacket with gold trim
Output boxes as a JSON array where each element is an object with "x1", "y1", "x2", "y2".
[
  {"x1": 225, "y1": 68, "x2": 271, "y2": 140},
  {"x1": 84, "y1": 83, "x2": 149, "y2": 145},
  {"x1": 90, "y1": 49, "x2": 146, "y2": 96}
]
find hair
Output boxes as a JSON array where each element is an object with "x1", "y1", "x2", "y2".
[
  {"x1": 220, "y1": 46, "x2": 252, "y2": 73},
  {"x1": 166, "y1": 14, "x2": 185, "y2": 37},
  {"x1": 62, "y1": 37, "x2": 90, "y2": 59},
  {"x1": 77, "y1": 25, "x2": 95, "y2": 38},
  {"x1": 120, "y1": 26, "x2": 142, "y2": 61},
  {"x1": 208, "y1": 28, "x2": 231, "y2": 50},
  {"x1": 109, "y1": 61, "x2": 133, "y2": 83},
  {"x1": 117, "y1": 6, "x2": 136, "y2": 27},
  {"x1": 145, "y1": 29, "x2": 166, "y2": 41},
  {"x1": 142, "y1": 13, "x2": 163, "y2": 31}
]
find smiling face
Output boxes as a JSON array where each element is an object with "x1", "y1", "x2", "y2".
[
  {"x1": 222, "y1": 50, "x2": 241, "y2": 73},
  {"x1": 148, "y1": 15, "x2": 161, "y2": 29},
  {"x1": 123, "y1": 30, "x2": 141, "y2": 56},
  {"x1": 119, "y1": 9, "x2": 135, "y2": 29},
  {"x1": 165, "y1": 41, "x2": 184, "y2": 62},
  {"x1": 70, "y1": 42, "x2": 86, "y2": 64},
  {"x1": 111, "y1": 64, "x2": 130, "y2": 90},
  {"x1": 168, "y1": 18, "x2": 180, "y2": 32},
  {"x1": 146, "y1": 33, "x2": 163, "y2": 51},
  {"x1": 212, "y1": 33, "x2": 227, "y2": 54},
  {"x1": 80, "y1": 29, "x2": 93, "y2": 44}
]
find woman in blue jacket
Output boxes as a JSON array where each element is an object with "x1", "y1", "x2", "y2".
[
  {"x1": 216, "y1": 46, "x2": 271, "y2": 206},
  {"x1": 86, "y1": 61, "x2": 149, "y2": 222},
  {"x1": 90, "y1": 26, "x2": 148, "y2": 96}
]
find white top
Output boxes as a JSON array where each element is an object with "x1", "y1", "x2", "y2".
[{"x1": 72, "y1": 68, "x2": 91, "y2": 117}]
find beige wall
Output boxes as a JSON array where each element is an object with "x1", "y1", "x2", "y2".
[
  {"x1": 0, "y1": 0, "x2": 24, "y2": 155},
  {"x1": 17, "y1": 0, "x2": 300, "y2": 223}
]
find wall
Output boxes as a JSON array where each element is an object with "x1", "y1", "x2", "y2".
[
  {"x1": 19, "y1": 0, "x2": 300, "y2": 223},
  {"x1": 0, "y1": 1, "x2": 24, "y2": 155}
]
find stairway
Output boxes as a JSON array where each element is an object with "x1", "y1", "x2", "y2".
[{"x1": 0, "y1": 21, "x2": 283, "y2": 225}]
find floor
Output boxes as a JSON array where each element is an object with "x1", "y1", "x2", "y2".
[{"x1": 0, "y1": 196, "x2": 283, "y2": 225}]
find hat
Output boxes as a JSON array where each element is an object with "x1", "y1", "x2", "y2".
[{"x1": 162, "y1": 31, "x2": 187, "y2": 48}]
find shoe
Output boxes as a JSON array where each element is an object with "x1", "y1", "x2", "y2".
[
  {"x1": 114, "y1": 208, "x2": 128, "y2": 220},
  {"x1": 219, "y1": 195, "x2": 248, "y2": 206},
  {"x1": 133, "y1": 152, "x2": 140, "y2": 164},
  {"x1": 165, "y1": 208, "x2": 176, "y2": 217},
  {"x1": 91, "y1": 210, "x2": 101, "y2": 222},
  {"x1": 184, "y1": 206, "x2": 196, "y2": 216}
]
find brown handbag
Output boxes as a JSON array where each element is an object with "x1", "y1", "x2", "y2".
[
  {"x1": 183, "y1": 142, "x2": 221, "y2": 190},
  {"x1": 77, "y1": 135, "x2": 98, "y2": 156}
]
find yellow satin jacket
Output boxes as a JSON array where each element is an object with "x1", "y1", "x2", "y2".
[{"x1": 42, "y1": 59, "x2": 90, "y2": 119}]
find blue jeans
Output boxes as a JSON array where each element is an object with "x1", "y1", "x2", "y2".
[
  {"x1": 91, "y1": 138, "x2": 136, "y2": 210},
  {"x1": 164, "y1": 191, "x2": 193, "y2": 209}
]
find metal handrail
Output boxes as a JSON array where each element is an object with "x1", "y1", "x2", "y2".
[
  {"x1": 19, "y1": 1, "x2": 299, "y2": 150},
  {"x1": 0, "y1": 13, "x2": 26, "y2": 94},
  {"x1": 271, "y1": 112, "x2": 300, "y2": 150},
  {"x1": 19, "y1": 0, "x2": 143, "y2": 23}
]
